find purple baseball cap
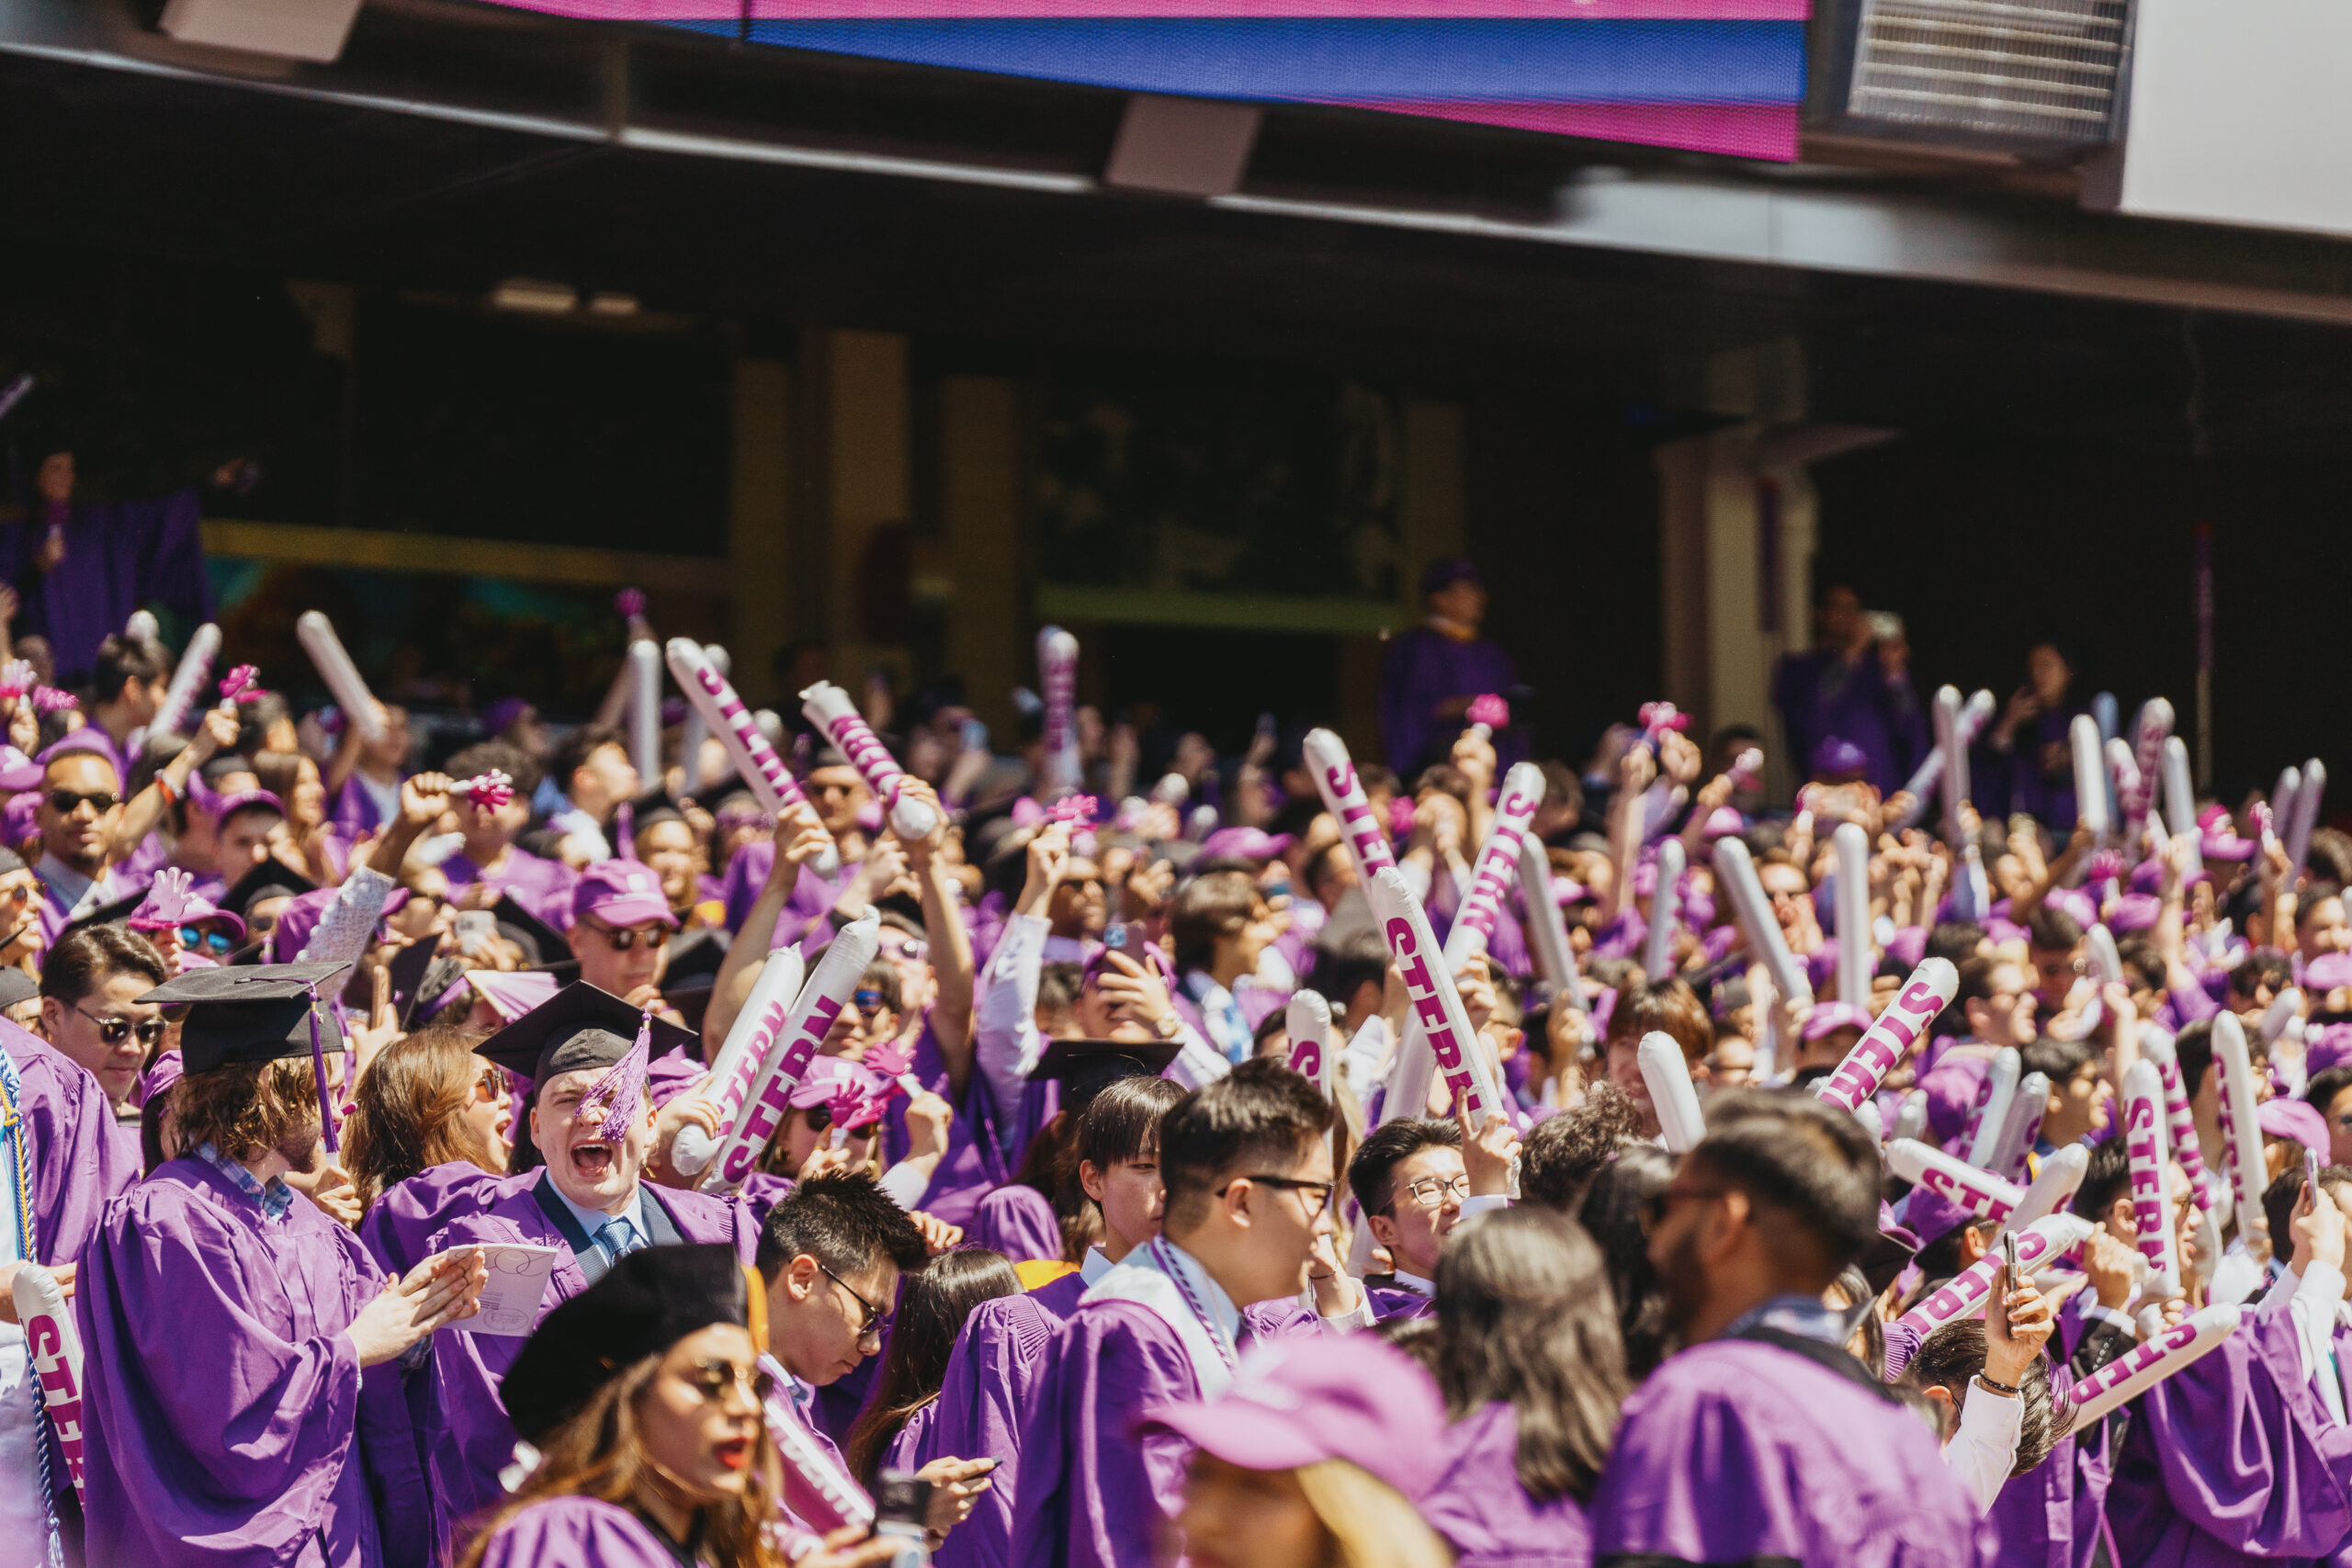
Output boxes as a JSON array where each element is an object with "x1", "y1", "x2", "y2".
[
  {"x1": 1885, "y1": 925, "x2": 1928, "y2": 970},
  {"x1": 2306, "y1": 952, "x2": 2352, "y2": 993},
  {"x1": 2107, "y1": 893, "x2": 2163, "y2": 934},
  {"x1": 1810, "y1": 736, "x2": 1869, "y2": 782},
  {"x1": 572, "y1": 859, "x2": 677, "y2": 930},
  {"x1": 1198, "y1": 826, "x2": 1293, "y2": 863},
  {"x1": 1702, "y1": 806, "x2": 1745, "y2": 840},
  {"x1": 1803, "y1": 1000, "x2": 1874, "y2": 1041},
  {"x1": 2307, "y1": 1021, "x2": 2352, "y2": 1077},
  {"x1": 1902, "y1": 1186, "x2": 1973, "y2": 1249},
  {"x1": 214, "y1": 788, "x2": 287, "y2": 824},
  {"x1": 1142, "y1": 1335, "x2": 1450, "y2": 1501},
  {"x1": 1919, "y1": 1055, "x2": 1991, "y2": 1146},
  {"x1": 0, "y1": 747, "x2": 40, "y2": 794},
  {"x1": 2259, "y1": 1096, "x2": 2331, "y2": 1156},
  {"x1": 2199, "y1": 804, "x2": 2257, "y2": 863},
  {"x1": 481, "y1": 696, "x2": 534, "y2": 737}
]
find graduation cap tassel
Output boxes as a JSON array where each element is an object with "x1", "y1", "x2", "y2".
[
  {"x1": 583, "y1": 1010, "x2": 654, "y2": 1144},
  {"x1": 306, "y1": 983, "x2": 340, "y2": 1155}
]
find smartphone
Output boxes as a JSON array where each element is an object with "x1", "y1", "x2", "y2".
[
  {"x1": 454, "y1": 909, "x2": 495, "y2": 957},
  {"x1": 1999, "y1": 1231, "x2": 2018, "y2": 1305},
  {"x1": 2310, "y1": 1146, "x2": 2324, "y2": 1202},
  {"x1": 872, "y1": 1470, "x2": 934, "y2": 1565}
]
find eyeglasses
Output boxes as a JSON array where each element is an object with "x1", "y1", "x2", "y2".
[
  {"x1": 46, "y1": 790, "x2": 118, "y2": 816},
  {"x1": 1219, "y1": 1174, "x2": 1335, "y2": 1215},
  {"x1": 1398, "y1": 1174, "x2": 1473, "y2": 1211},
  {"x1": 683, "y1": 1357, "x2": 777, "y2": 1405},
  {"x1": 74, "y1": 1005, "x2": 165, "y2": 1046},
  {"x1": 1639, "y1": 1183, "x2": 1729, "y2": 1235},
  {"x1": 819, "y1": 1262, "x2": 889, "y2": 1337},
  {"x1": 583, "y1": 919, "x2": 668, "y2": 952},
  {"x1": 179, "y1": 926, "x2": 233, "y2": 956}
]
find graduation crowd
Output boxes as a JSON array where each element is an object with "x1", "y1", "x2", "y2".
[{"x1": 2, "y1": 563, "x2": 2351, "y2": 1568}]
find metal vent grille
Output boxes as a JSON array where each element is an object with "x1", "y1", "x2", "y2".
[{"x1": 1848, "y1": 0, "x2": 2129, "y2": 145}]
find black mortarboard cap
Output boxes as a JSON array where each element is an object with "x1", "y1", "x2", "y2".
[
  {"x1": 472, "y1": 980, "x2": 696, "y2": 1088},
  {"x1": 1026, "y1": 1035, "x2": 1182, "y2": 1108},
  {"x1": 54, "y1": 886, "x2": 150, "y2": 946},
  {"x1": 629, "y1": 789, "x2": 687, "y2": 832},
  {"x1": 0, "y1": 967, "x2": 34, "y2": 1010},
  {"x1": 138, "y1": 961, "x2": 352, "y2": 1075},
  {"x1": 220, "y1": 860, "x2": 319, "y2": 922},
  {"x1": 492, "y1": 893, "x2": 569, "y2": 970},
  {"x1": 501, "y1": 1243, "x2": 747, "y2": 1442}
]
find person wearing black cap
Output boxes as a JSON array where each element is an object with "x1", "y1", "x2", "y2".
[
  {"x1": 74, "y1": 961, "x2": 487, "y2": 1568},
  {"x1": 357, "y1": 981, "x2": 760, "y2": 1559},
  {"x1": 1377, "y1": 556, "x2": 1520, "y2": 776}
]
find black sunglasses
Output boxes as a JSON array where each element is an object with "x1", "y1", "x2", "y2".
[
  {"x1": 74, "y1": 1005, "x2": 165, "y2": 1046},
  {"x1": 47, "y1": 790, "x2": 118, "y2": 815},
  {"x1": 584, "y1": 919, "x2": 668, "y2": 952}
]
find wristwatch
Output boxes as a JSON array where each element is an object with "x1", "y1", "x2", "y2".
[{"x1": 1152, "y1": 1011, "x2": 1180, "y2": 1040}]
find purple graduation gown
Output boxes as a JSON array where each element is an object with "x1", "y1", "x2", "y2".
[
  {"x1": 470, "y1": 1496, "x2": 684, "y2": 1568},
  {"x1": 877, "y1": 1013, "x2": 1013, "y2": 1232},
  {"x1": 2, "y1": 1021, "x2": 140, "y2": 1265},
  {"x1": 968, "y1": 1183, "x2": 1062, "y2": 1263},
  {"x1": 356, "y1": 1164, "x2": 757, "y2": 1552},
  {"x1": 0, "y1": 491, "x2": 213, "y2": 682},
  {"x1": 721, "y1": 846, "x2": 846, "y2": 950},
  {"x1": 75, "y1": 1158, "x2": 424, "y2": 1568},
  {"x1": 1592, "y1": 1337, "x2": 1992, "y2": 1567},
  {"x1": 440, "y1": 847, "x2": 578, "y2": 931},
  {"x1": 1365, "y1": 1282, "x2": 1435, "y2": 1324},
  {"x1": 1421, "y1": 1402, "x2": 1593, "y2": 1568},
  {"x1": 1008, "y1": 1298, "x2": 1201, "y2": 1568},
  {"x1": 1379, "y1": 626, "x2": 1521, "y2": 775},
  {"x1": 2106, "y1": 1299, "x2": 2352, "y2": 1566},
  {"x1": 932, "y1": 1294, "x2": 1060, "y2": 1568}
]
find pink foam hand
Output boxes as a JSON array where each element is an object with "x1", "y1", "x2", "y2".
[
  {"x1": 1048, "y1": 794, "x2": 1099, "y2": 826},
  {"x1": 31, "y1": 687, "x2": 76, "y2": 714},
  {"x1": 1466, "y1": 693, "x2": 1510, "y2": 730},
  {"x1": 136, "y1": 867, "x2": 196, "y2": 928},
  {"x1": 455, "y1": 770, "x2": 516, "y2": 812},
  {"x1": 862, "y1": 1035, "x2": 916, "y2": 1079},
  {"x1": 0, "y1": 661, "x2": 33, "y2": 703},
  {"x1": 219, "y1": 664, "x2": 261, "y2": 704}
]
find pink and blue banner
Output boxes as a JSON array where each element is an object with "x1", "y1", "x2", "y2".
[{"x1": 477, "y1": 1, "x2": 1807, "y2": 161}]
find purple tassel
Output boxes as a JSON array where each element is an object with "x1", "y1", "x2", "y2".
[
  {"x1": 582, "y1": 1010, "x2": 652, "y2": 1143},
  {"x1": 615, "y1": 801, "x2": 637, "y2": 863},
  {"x1": 306, "y1": 984, "x2": 339, "y2": 1155}
]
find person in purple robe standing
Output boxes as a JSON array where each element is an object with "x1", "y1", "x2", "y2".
[
  {"x1": 456, "y1": 1242, "x2": 900, "y2": 1568},
  {"x1": 1347, "y1": 1116, "x2": 1505, "y2": 1322},
  {"x1": 843, "y1": 1248, "x2": 1023, "y2": 1484},
  {"x1": 1379, "y1": 557, "x2": 1521, "y2": 777},
  {"x1": 751, "y1": 1172, "x2": 996, "y2": 1544},
  {"x1": 1422, "y1": 1206, "x2": 1628, "y2": 1568},
  {"x1": 1009, "y1": 1059, "x2": 1357, "y2": 1568},
  {"x1": 75, "y1": 960, "x2": 488, "y2": 1568},
  {"x1": 358, "y1": 982, "x2": 757, "y2": 1557},
  {"x1": 2108, "y1": 1163, "x2": 2352, "y2": 1566},
  {"x1": 0, "y1": 441, "x2": 215, "y2": 685},
  {"x1": 1590, "y1": 1089, "x2": 1993, "y2": 1567},
  {"x1": 438, "y1": 741, "x2": 577, "y2": 930},
  {"x1": 1769, "y1": 585, "x2": 1928, "y2": 799}
]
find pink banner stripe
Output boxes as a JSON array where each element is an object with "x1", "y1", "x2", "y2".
[
  {"x1": 1334, "y1": 97, "x2": 1798, "y2": 159},
  {"x1": 493, "y1": 0, "x2": 1804, "y2": 17}
]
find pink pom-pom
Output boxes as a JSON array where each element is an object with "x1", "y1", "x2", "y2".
[
  {"x1": 1466, "y1": 694, "x2": 1510, "y2": 730},
  {"x1": 1638, "y1": 701, "x2": 1690, "y2": 740},
  {"x1": 32, "y1": 687, "x2": 76, "y2": 714},
  {"x1": 615, "y1": 588, "x2": 646, "y2": 619},
  {"x1": 1047, "y1": 794, "x2": 1099, "y2": 826},
  {"x1": 2087, "y1": 849, "x2": 2125, "y2": 884},
  {"x1": 456, "y1": 770, "x2": 516, "y2": 812},
  {"x1": 220, "y1": 664, "x2": 260, "y2": 704},
  {"x1": 0, "y1": 662, "x2": 32, "y2": 703}
]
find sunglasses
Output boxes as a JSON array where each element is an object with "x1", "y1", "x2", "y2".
[
  {"x1": 47, "y1": 790, "x2": 119, "y2": 815},
  {"x1": 851, "y1": 989, "x2": 890, "y2": 1021},
  {"x1": 684, "y1": 1357, "x2": 778, "y2": 1404},
  {"x1": 179, "y1": 926, "x2": 233, "y2": 956},
  {"x1": 74, "y1": 1005, "x2": 165, "y2": 1046},
  {"x1": 584, "y1": 919, "x2": 669, "y2": 952}
]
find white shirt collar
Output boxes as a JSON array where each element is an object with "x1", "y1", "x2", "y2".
[
  {"x1": 1080, "y1": 1245, "x2": 1114, "y2": 1285},
  {"x1": 549, "y1": 1176, "x2": 647, "y2": 1248},
  {"x1": 1390, "y1": 1268, "x2": 1434, "y2": 1298}
]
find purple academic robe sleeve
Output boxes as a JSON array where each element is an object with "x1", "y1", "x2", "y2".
[
  {"x1": 1009, "y1": 1300, "x2": 1201, "y2": 1568},
  {"x1": 1592, "y1": 1338, "x2": 1992, "y2": 1568},
  {"x1": 76, "y1": 1161, "x2": 404, "y2": 1568},
  {"x1": 2107, "y1": 1300, "x2": 2352, "y2": 1566},
  {"x1": 1421, "y1": 1402, "x2": 1594, "y2": 1568},
  {"x1": 933, "y1": 1293, "x2": 1060, "y2": 1568},
  {"x1": 473, "y1": 1495, "x2": 682, "y2": 1568},
  {"x1": 2, "y1": 1025, "x2": 139, "y2": 1265}
]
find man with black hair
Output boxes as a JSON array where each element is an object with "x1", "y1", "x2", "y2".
[
  {"x1": 2024, "y1": 905, "x2": 2086, "y2": 1019},
  {"x1": 1518, "y1": 1081, "x2": 1644, "y2": 1213},
  {"x1": 1593, "y1": 1089, "x2": 1988, "y2": 1564},
  {"x1": 1010, "y1": 1059, "x2": 1346, "y2": 1568},
  {"x1": 544, "y1": 721, "x2": 638, "y2": 864},
  {"x1": 83, "y1": 632, "x2": 168, "y2": 782},
  {"x1": 2311, "y1": 1064, "x2": 2352, "y2": 1168},
  {"x1": 439, "y1": 739, "x2": 576, "y2": 928},
  {"x1": 1346, "y1": 1116, "x2": 1508, "y2": 1319},
  {"x1": 1305, "y1": 929, "x2": 1388, "y2": 1035},
  {"x1": 2020, "y1": 1034, "x2": 2110, "y2": 1153}
]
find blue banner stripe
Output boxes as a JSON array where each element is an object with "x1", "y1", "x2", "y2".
[{"x1": 660, "y1": 18, "x2": 1804, "y2": 102}]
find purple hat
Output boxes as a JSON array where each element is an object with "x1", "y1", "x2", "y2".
[
  {"x1": 2306, "y1": 952, "x2": 2352, "y2": 993},
  {"x1": 1809, "y1": 736, "x2": 1869, "y2": 782},
  {"x1": 33, "y1": 731, "x2": 117, "y2": 776},
  {"x1": 1805, "y1": 945, "x2": 1837, "y2": 991},
  {"x1": 1803, "y1": 1000, "x2": 1874, "y2": 1041},
  {"x1": 2045, "y1": 887, "x2": 2099, "y2": 930},
  {"x1": 0, "y1": 748, "x2": 40, "y2": 794},
  {"x1": 215, "y1": 788, "x2": 287, "y2": 823},
  {"x1": 1702, "y1": 806, "x2": 1745, "y2": 841},
  {"x1": 1680, "y1": 888, "x2": 1718, "y2": 929},
  {"x1": 1143, "y1": 1335, "x2": 1450, "y2": 1502},
  {"x1": 2198, "y1": 805, "x2": 2257, "y2": 863},
  {"x1": 481, "y1": 696, "x2": 533, "y2": 737},
  {"x1": 1198, "y1": 826, "x2": 1294, "y2": 863},
  {"x1": 1, "y1": 793, "x2": 35, "y2": 852},
  {"x1": 2307, "y1": 1022, "x2": 2352, "y2": 1077},
  {"x1": 2107, "y1": 894, "x2": 2163, "y2": 935},
  {"x1": 2259, "y1": 1096, "x2": 2331, "y2": 1156},
  {"x1": 1902, "y1": 1186, "x2": 1973, "y2": 1249},
  {"x1": 1919, "y1": 1056, "x2": 1992, "y2": 1146},
  {"x1": 1984, "y1": 916, "x2": 2029, "y2": 947},
  {"x1": 265, "y1": 888, "x2": 338, "y2": 964},
  {"x1": 1885, "y1": 925, "x2": 1928, "y2": 970},
  {"x1": 1419, "y1": 556, "x2": 1482, "y2": 597},
  {"x1": 571, "y1": 860, "x2": 678, "y2": 931},
  {"x1": 127, "y1": 867, "x2": 245, "y2": 942}
]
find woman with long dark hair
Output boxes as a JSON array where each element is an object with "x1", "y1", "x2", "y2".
[
  {"x1": 1575, "y1": 1144, "x2": 1675, "y2": 1380},
  {"x1": 1420, "y1": 1207, "x2": 1630, "y2": 1567},
  {"x1": 341, "y1": 1021, "x2": 512, "y2": 1211},
  {"x1": 843, "y1": 1247, "x2": 1023, "y2": 1483}
]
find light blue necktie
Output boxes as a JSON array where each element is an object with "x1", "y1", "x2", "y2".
[{"x1": 596, "y1": 1217, "x2": 643, "y2": 1266}]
